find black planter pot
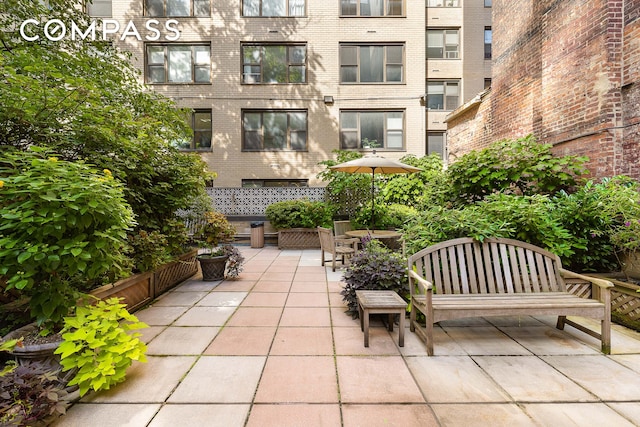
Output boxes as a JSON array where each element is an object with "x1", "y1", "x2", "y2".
[{"x1": 197, "y1": 254, "x2": 229, "y2": 281}]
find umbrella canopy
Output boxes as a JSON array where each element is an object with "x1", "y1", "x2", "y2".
[{"x1": 330, "y1": 151, "x2": 422, "y2": 227}]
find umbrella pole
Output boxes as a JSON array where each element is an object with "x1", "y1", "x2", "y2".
[{"x1": 371, "y1": 168, "x2": 375, "y2": 228}]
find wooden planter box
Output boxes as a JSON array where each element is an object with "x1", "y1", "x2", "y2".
[
  {"x1": 278, "y1": 228, "x2": 320, "y2": 249},
  {"x1": 90, "y1": 249, "x2": 198, "y2": 313}
]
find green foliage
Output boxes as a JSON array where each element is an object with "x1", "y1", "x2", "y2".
[
  {"x1": 0, "y1": 148, "x2": 135, "y2": 327},
  {"x1": 54, "y1": 298, "x2": 148, "y2": 397},
  {"x1": 352, "y1": 202, "x2": 390, "y2": 230},
  {"x1": 341, "y1": 240, "x2": 408, "y2": 317},
  {"x1": 192, "y1": 211, "x2": 237, "y2": 254},
  {"x1": 0, "y1": 361, "x2": 68, "y2": 426},
  {"x1": 317, "y1": 151, "x2": 371, "y2": 218},
  {"x1": 265, "y1": 199, "x2": 333, "y2": 230},
  {"x1": 446, "y1": 135, "x2": 588, "y2": 204},
  {"x1": 127, "y1": 230, "x2": 172, "y2": 273},
  {"x1": 381, "y1": 154, "x2": 448, "y2": 207}
]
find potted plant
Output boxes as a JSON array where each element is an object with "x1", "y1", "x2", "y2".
[
  {"x1": 265, "y1": 199, "x2": 333, "y2": 249},
  {"x1": 193, "y1": 211, "x2": 243, "y2": 281}
]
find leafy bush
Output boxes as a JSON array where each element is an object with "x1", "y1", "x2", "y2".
[
  {"x1": 381, "y1": 154, "x2": 448, "y2": 208},
  {"x1": 0, "y1": 148, "x2": 135, "y2": 327},
  {"x1": 351, "y1": 203, "x2": 418, "y2": 230},
  {"x1": 341, "y1": 240, "x2": 408, "y2": 317},
  {"x1": 317, "y1": 151, "x2": 371, "y2": 218},
  {"x1": 446, "y1": 135, "x2": 588, "y2": 204},
  {"x1": 192, "y1": 211, "x2": 236, "y2": 254},
  {"x1": 265, "y1": 199, "x2": 333, "y2": 230},
  {"x1": 55, "y1": 298, "x2": 148, "y2": 397},
  {"x1": 127, "y1": 230, "x2": 171, "y2": 273}
]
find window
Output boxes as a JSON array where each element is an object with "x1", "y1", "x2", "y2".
[
  {"x1": 86, "y1": 0, "x2": 112, "y2": 17},
  {"x1": 242, "y1": 44, "x2": 306, "y2": 84},
  {"x1": 340, "y1": 0, "x2": 403, "y2": 16},
  {"x1": 145, "y1": 0, "x2": 210, "y2": 17},
  {"x1": 175, "y1": 110, "x2": 211, "y2": 150},
  {"x1": 427, "y1": 0, "x2": 459, "y2": 7},
  {"x1": 426, "y1": 80, "x2": 459, "y2": 110},
  {"x1": 427, "y1": 132, "x2": 445, "y2": 159},
  {"x1": 340, "y1": 44, "x2": 404, "y2": 83},
  {"x1": 242, "y1": 0, "x2": 305, "y2": 16},
  {"x1": 146, "y1": 44, "x2": 211, "y2": 84},
  {"x1": 242, "y1": 110, "x2": 307, "y2": 151},
  {"x1": 485, "y1": 0, "x2": 492, "y2": 7},
  {"x1": 340, "y1": 110, "x2": 404, "y2": 150},
  {"x1": 484, "y1": 27, "x2": 492, "y2": 59},
  {"x1": 427, "y1": 29, "x2": 459, "y2": 59},
  {"x1": 242, "y1": 179, "x2": 308, "y2": 187},
  {"x1": 484, "y1": 78, "x2": 491, "y2": 89}
]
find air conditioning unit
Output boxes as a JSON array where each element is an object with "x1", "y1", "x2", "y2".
[{"x1": 446, "y1": 51, "x2": 459, "y2": 59}]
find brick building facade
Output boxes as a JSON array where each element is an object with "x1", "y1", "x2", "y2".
[{"x1": 447, "y1": 0, "x2": 640, "y2": 180}]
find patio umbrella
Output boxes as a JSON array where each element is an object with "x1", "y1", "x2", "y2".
[{"x1": 330, "y1": 150, "x2": 422, "y2": 227}]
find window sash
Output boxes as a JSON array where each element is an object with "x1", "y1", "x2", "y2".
[
  {"x1": 427, "y1": 132, "x2": 445, "y2": 159},
  {"x1": 427, "y1": 29, "x2": 459, "y2": 59},
  {"x1": 145, "y1": 0, "x2": 210, "y2": 16},
  {"x1": 427, "y1": 0, "x2": 459, "y2": 7},
  {"x1": 339, "y1": 111, "x2": 404, "y2": 150},
  {"x1": 242, "y1": 111, "x2": 308, "y2": 151},
  {"x1": 242, "y1": 44, "x2": 307, "y2": 84},
  {"x1": 340, "y1": 0, "x2": 403, "y2": 16},
  {"x1": 426, "y1": 81, "x2": 459, "y2": 110},
  {"x1": 146, "y1": 45, "x2": 210, "y2": 84},
  {"x1": 340, "y1": 44, "x2": 404, "y2": 84},
  {"x1": 242, "y1": 0, "x2": 306, "y2": 16},
  {"x1": 86, "y1": 0, "x2": 112, "y2": 17}
]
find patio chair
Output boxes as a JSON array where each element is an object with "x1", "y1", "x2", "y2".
[
  {"x1": 333, "y1": 220, "x2": 352, "y2": 239},
  {"x1": 318, "y1": 227, "x2": 358, "y2": 271}
]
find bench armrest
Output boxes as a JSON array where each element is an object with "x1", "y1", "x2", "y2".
[
  {"x1": 408, "y1": 270, "x2": 433, "y2": 293},
  {"x1": 558, "y1": 268, "x2": 614, "y2": 289}
]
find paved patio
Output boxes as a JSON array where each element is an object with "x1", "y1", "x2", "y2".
[{"x1": 54, "y1": 247, "x2": 640, "y2": 427}]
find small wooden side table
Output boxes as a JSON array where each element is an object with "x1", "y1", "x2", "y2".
[{"x1": 356, "y1": 290, "x2": 408, "y2": 347}]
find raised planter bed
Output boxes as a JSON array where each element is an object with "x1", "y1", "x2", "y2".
[
  {"x1": 153, "y1": 248, "x2": 198, "y2": 295},
  {"x1": 278, "y1": 228, "x2": 320, "y2": 249}
]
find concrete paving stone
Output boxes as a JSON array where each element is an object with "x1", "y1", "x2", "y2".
[
  {"x1": 327, "y1": 280, "x2": 344, "y2": 293},
  {"x1": 280, "y1": 307, "x2": 331, "y2": 327},
  {"x1": 290, "y1": 281, "x2": 328, "y2": 293},
  {"x1": 213, "y1": 280, "x2": 256, "y2": 291},
  {"x1": 438, "y1": 317, "x2": 493, "y2": 327},
  {"x1": 84, "y1": 356, "x2": 197, "y2": 403},
  {"x1": 172, "y1": 280, "x2": 221, "y2": 292},
  {"x1": 473, "y1": 355, "x2": 597, "y2": 402},
  {"x1": 252, "y1": 280, "x2": 292, "y2": 292},
  {"x1": 342, "y1": 404, "x2": 439, "y2": 427},
  {"x1": 168, "y1": 356, "x2": 266, "y2": 403},
  {"x1": 610, "y1": 354, "x2": 640, "y2": 374},
  {"x1": 328, "y1": 291, "x2": 346, "y2": 306},
  {"x1": 333, "y1": 325, "x2": 401, "y2": 356},
  {"x1": 497, "y1": 325, "x2": 600, "y2": 355},
  {"x1": 241, "y1": 262, "x2": 272, "y2": 273},
  {"x1": 442, "y1": 326, "x2": 532, "y2": 355},
  {"x1": 152, "y1": 291, "x2": 208, "y2": 306},
  {"x1": 137, "y1": 325, "x2": 166, "y2": 344},
  {"x1": 293, "y1": 272, "x2": 326, "y2": 282},
  {"x1": 246, "y1": 404, "x2": 341, "y2": 427},
  {"x1": 541, "y1": 355, "x2": 640, "y2": 400},
  {"x1": 241, "y1": 291, "x2": 289, "y2": 307},
  {"x1": 295, "y1": 266, "x2": 327, "y2": 274},
  {"x1": 608, "y1": 403, "x2": 640, "y2": 425},
  {"x1": 205, "y1": 326, "x2": 277, "y2": 355},
  {"x1": 134, "y1": 306, "x2": 189, "y2": 326},
  {"x1": 265, "y1": 264, "x2": 298, "y2": 273},
  {"x1": 406, "y1": 356, "x2": 511, "y2": 403},
  {"x1": 285, "y1": 292, "x2": 330, "y2": 307},
  {"x1": 145, "y1": 326, "x2": 220, "y2": 355},
  {"x1": 225, "y1": 307, "x2": 284, "y2": 327},
  {"x1": 403, "y1": 326, "x2": 469, "y2": 356},
  {"x1": 236, "y1": 272, "x2": 263, "y2": 281},
  {"x1": 148, "y1": 404, "x2": 250, "y2": 427},
  {"x1": 261, "y1": 271, "x2": 295, "y2": 281},
  {"x1": 270, "y1": 327, "x2": 334, "y2": 356},
  {"x1": 485, "y1": 315, "x2": 547, "y2": 327},
  {"x1": 430, "y1": 403, "x2": 537, "y2": 427},
  {"x1": 330, "y1": 308, "x2": 360, "y2": 327},
  {"x1": 172, "y1": 306, "x2": 236, "y2": 326},
  {"x1": 254, "y1": 356, "x2": 338, "y2": 403},
  {"x1": 522, "y1": 403, "x2": 637, "y2": 427},
  {"x1": 337, "y1": 356, "x2": 425, "y2": 403},
  {"x1": 197, "y1": 291, "x2": 248, "y2": 306},
  {"x1": 325, "y1": 269, "x2": 344, "y2": 282},
  {"x1": 51, "y1": 403, "x2": 161, "y2": 427}
]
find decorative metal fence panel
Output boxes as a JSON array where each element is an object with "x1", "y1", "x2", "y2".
[{"x1": 207, "y1": 187, "x2": 327, "y2": 216}]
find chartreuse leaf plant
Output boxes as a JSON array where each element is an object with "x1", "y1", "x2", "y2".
[{"x1": 54, "y1": 297, "x2": 148, "y2": 397}]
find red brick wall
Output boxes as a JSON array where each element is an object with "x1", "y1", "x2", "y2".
[{"x1": 448, "y1": 0, "x2": 640, "y2": 180}]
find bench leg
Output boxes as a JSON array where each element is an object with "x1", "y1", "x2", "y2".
[
  {"x1": 398, "y1": 311, "x2": 405, "y2": 347},
  {"x1": 410, "y1": 307, "x2": 416, "y2": 332},
  {"x1": 363, "y1": 308, "x2": 370, "y2": 347},
  {"x1": 387, "y1": 314, "x2": 394, "y2": 332},
  {"x1": 556, "y1": 315, "x2": 566, "y2": 330},
  {"x1": 601, "y1": 318, "x2": 611, "y2": 355}
]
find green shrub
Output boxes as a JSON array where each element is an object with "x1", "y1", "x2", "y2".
[
  {"x1": 341, "y1": 240, "x2": 408, "y2": 317},
  {"x1": 55, "y1": 297, "x2": 148, "y2": 397},
  {"x1": 381, "y1": 154, "x2": 448, "y2": 208},
  {"x1": 446, "y1": 135, "x2": 588, "y2": 204},
  {"x1": 265, "y1": 199, "x2": 333, "y2": 230},
  {"x1": 317, "y1": 151, "x2": 371, "y2": 218}
]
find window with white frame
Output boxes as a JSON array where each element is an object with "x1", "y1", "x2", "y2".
[
  {"x1": 146, "y1": 44, "x2": 211, "y2": 84},
  {"x1": 340, "y1": 44, "x2": 404, "y2": 83},
  {"x1": 340, "y1": 110, "x2": 404, "y2": 150},
  {"x1": 242, "y1": 0, "x2": 306, "y2": 17},
  {"x1": 86, "y1": 0, "x2": 112, "y2": 17},
  {"x1": 242, "y1": 110, "x2": 308, "y2": 151},
  {"x1": 427, "y1": 132, "x2": 445, "y2": 159},
  {"x1": 340, "y1": 0, "x2": 403, "y2": 16},
  {"x1": 145, "y1": 0, "x2": 210, "y2": 17},
  {"x1": 485, "y1": 0, "x2": 492, "y2": 7},
  {"x1": 427, "y1": 29, "x2": 459, "y2": 59},
  {"x1": 242, "y1": 44, "x2": 306, "y2": 84},
  {"x1": 484, "y1": 27, "x2": 492, "y2": 59},
  {"x1": 175, "y1": 110, "x2": 212, "y2": 150},
  {"x1": 426, "y1": 80, "x2": 459, "y2": 110},
  {"x1": 427, "y1": 0, "x2": 459, "y2": 7}
]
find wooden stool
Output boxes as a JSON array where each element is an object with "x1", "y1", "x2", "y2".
[{"x1": 356, "y1": 290, "x2": 408, "y2": 347}]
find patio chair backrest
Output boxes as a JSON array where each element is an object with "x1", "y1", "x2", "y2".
[{"x1": 333, "y1": 220, "x2": 352, "y2": 237}]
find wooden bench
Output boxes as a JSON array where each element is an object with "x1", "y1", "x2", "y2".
[{"x1": 408, "y1": 237, "x2": 613, "y2": 355}]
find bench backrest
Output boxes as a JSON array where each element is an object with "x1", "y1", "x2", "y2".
[{"x1": 408, "y1": 237, "x2": 566, "y2": 295}]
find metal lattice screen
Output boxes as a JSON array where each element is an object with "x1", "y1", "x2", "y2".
[{"x1": 207, "y1": 187, "x2": 327, "y2": 216}]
